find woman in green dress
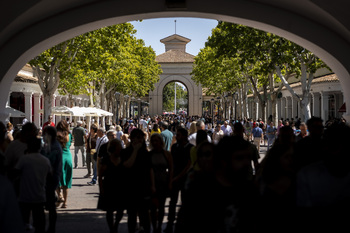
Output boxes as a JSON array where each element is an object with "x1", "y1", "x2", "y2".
[{"x1": 56, "y1": 120, "x2": 73, "y2": 208}]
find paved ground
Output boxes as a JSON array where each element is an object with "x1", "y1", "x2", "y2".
[{"x1": 38, "y1": 145, "x2": 267, "y2": 233}]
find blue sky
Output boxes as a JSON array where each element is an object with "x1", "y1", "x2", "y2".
[{"x1": 130, "y1": 17, "x2": 218, "y2": 56}]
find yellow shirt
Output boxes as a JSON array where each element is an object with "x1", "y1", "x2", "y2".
[{"x1": 150, "y1": 129, "x2": 161, "y2": 135}]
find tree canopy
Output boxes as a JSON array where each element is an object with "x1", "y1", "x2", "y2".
[
  {"x1": 29, "y1": 23, "x2": 162, "y2": 119},
  {"x1": 192, "y1": 21, "x2": 330, "y2": 122}
]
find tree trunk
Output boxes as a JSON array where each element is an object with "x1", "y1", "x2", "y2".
[
  {"x1": 301, "y1": 94, "x2": 311, "y2": 122},
  {"x1": 43, "y1": 92, "x2": 54, "y2": 124},
  {"x1": 242, "y1": 83, "x2": 248, "y2": 120}
]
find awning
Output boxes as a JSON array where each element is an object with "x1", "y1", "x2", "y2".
[
  {"x1": 5, "y1": 106, "x2": 26, "y2": 118},
  {"x1": 339, "y1": 103, "x2": 346, "y2": 112},
  {"x1": 39, "y1": 106, "x2": 113, "y2": 117},
  {"x1": 71, "y1": 106, "x2": 113, "y2": 117}
]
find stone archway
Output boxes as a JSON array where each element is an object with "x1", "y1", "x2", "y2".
[
  {"x1": 1, "y1": 1, "x2": 350, "y2": 122},
  {"x1": 149, "y1": 75, "x2": 202, "y2": 116}
]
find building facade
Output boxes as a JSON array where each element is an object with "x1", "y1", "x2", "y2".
[{"x1": 149, "y1": 34, "x2": 203, "y2": 116}]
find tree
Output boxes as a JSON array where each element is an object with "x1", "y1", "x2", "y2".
[
  {"x1": 194, "y1": 21, "x2": 330, "y2": 123},
  {"x1": 29, "y1": 23, "x2": 162, "y2": 124},
  {"x1": 29, "y1": 39, "x2": 81, "y2": 121},
  {"x1": 163, "y1": 82, "x2": 188, "y2": 112}
]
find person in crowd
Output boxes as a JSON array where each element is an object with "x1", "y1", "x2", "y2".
[
  {"x1": 96, "y1": 130, "x2": 117, "y2": 179},
  {"x1": 56, "y1": 120, "x2": 73, "y2": 208},
  {"x1": 88, "y1": 128, "x2": 108, "y2": 185},
  {"x1": 15, "y1": 137, "x2": 51, "y2": 233},
  {"x1": 244, "y1": 121, "x2": 252, "y2": 141},
  {"x1": 40, "y1": 126, "x2": 62, "y2": 233},
  {"x1": 0, "y1": 173, "x2": 25, "y2": 233},
  {"x1": 122, "y1": 121, "x2": 130, "y2": 135},
  {"x1": 128, "y1": 122, "x2": 137, "y2": 135},
  {"x1": 206, "y1": 123, "x2": 214, "y2": 138},
  {"x1": 277, "y1": 119, "x2": 284, "y2": 137},
  {"x1": 295, "y1": 122, "x2": 308, "y2": 142},
  {"x1": 72, "y1": 120, "x2": 87, "y2": 168},
  {"x1": 164, "y1": 128, "x2": 193, "y2": 233},
  {"x1": 122, "y1": 128, "x2": 153, "y2": 233},
  {"x1": 175, "y1": 136, "x2": 259, "y2": 233},
  {"x1": 188, "y1": 121, "x2": 197, "y2": 136},
  {"x1": 85, "y1": 124, "x2": 98, "y2": 178},
  {"x1": 5, "y1": 121, "x2": 14, "y2": 142},
  {"x1": 121, "y1": 133, "x2": 130, "y2": 148},
  {"x1": 294, "y1": 116, "x2": 324, "y2": 171},
  {"x1": 98, "y1": 138, "x2": 126, "y2": 233},
  {"x1": 149, "y1": 133, "x2": 173, "y2": 233},
  {"x1": 0, "y1": 122, "x2": 7, "y2": 174},
  {"x1": 43, "y1": 115, "x2": 55, "y2": 129},
  {"x1": 273, "y1": 125, "x2": 296, "y2": 148},
  {"x1": 139, "y1": 116, "x2": 148, "y2": 131},
  {"x1": 252, "y1": 123, "x2": 264, "y2": 153},
  {"x1": 192, "y1": 141, "x2": 215, "y2": 175},
  {"x1": 221, "y1": 120, "x2": 233, "y2": 136},
  {"x1": 212, "y1": 124, "x2": 224, "y2": 145},
  {"x1": 115, "y1": 125, "x2": 125, "y2": 148},
  {"x1": 266, "y1": 121, "x2": 277, "y2": 150},
  {"x1": 188, "y1": 120, "x2": 211, "y2": 146},
  {"x1": 233, "y1": 122, "x2": 260, "y2": 178},
  {"x1": 160, "y1": 121, "x2": 173, "y2": 152},
  {"x1": 189, "y1": 130, "x2": 209, "y2": 172},
  {"x1": 255, "y1": 143, "x2": 297, "y2": 233},
  {"x1": 261, "y1": 122, "x2": 268, "y2": 147},
  {"x1": 150, "y1": 123, "x2": 161, "y2": 136},
  {"x1": 5, "y1": 122, "x2": 38, "y2": 194},
  {"x1": 296, "y1": 122, "x2": 350, "y2": 232}
]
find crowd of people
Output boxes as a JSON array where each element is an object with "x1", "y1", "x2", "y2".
[{"x1": 0, "y1": 113, "x2": 349, "y2": 233}]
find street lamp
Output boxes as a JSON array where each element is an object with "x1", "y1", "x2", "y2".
[
  {"x1": 124, "y1": 95, "x2": 129, "y2": 120},
  {"x1": 137, "y1": 98, "x2": 141, "y2": 122},
  {"x1": 224, "y1": 94, "x2": 229, "y2": 120},
  {"x1": 211, "y1": 98, "x2": 215, "y2": 124},
  {"x1": 233, "y1": 92, "x2": 238, "y2": 121},
  {"x1": 131, "y1": 97, "x2": 135, "y2": 118},
  {"x1": 217, "y1": 96, "x2": 221, "y2": 121},
  {"x1": 114, "y1": 92, "x2": 120, "y2": 125}
]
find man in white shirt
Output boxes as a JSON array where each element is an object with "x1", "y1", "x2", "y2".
[
  {"x1": 221, "y1": 120, "x2": 233, "y2": 136},
  {"x1": 139, "y1": 117, "x2": 148, "y2": 131},
  {"x1": 188, "y1": 120, "x2": 211, "y2": 146}
]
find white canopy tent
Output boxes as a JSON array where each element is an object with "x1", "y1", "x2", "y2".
[
  {"x1": 71, "y1": 106, "x2": 113, "y2": 130},
  {"x1": 73, "y1": 107, "x2": 113, "y2": 117},
  {"x1": 39, "y1": 106, "x2": 113, "y2": 130}
]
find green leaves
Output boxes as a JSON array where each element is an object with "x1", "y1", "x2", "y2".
[
  {"x1": 192, "y1": 21, "x2": 330, "y2": 98},
  {"x1": 30, "y1": 23, "x2": 162, "y2": 108}
]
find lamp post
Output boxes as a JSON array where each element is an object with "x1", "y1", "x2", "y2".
[
  {"x1": 130, "y1": 97, "x2": 135, "y2": 118},
  {"x1": 224, "y1": 94, "x2": 229, "y2": 120},
  {"x1": 211, "y1": 98, "x2": 215, "y2": 124},
  {"x1": 124, "y1": 95, "x2": 129, "y2": 121},
  {"x1": 137, "y1": 98, "x2": 141, "y2": 122},
  {"x1": 233, "y1": 92, "x2": 238, "y2": 121},
  {"x1": 114, "y1": 92, "x2": 120, "y2": 125},
  {"x1": 217, "y1": 96, "x2": 221, "y2": 121}
]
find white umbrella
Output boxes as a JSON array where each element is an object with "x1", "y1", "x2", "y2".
[
  {"x1": 5, "y1": 106, "x2": 26, "y2": 118},
  {"x1": 49, "y1": 106, "x2": 75, "y2": 116},
  {"x1": 74, "y1": 107, "x2": 113, "y2": 117}
]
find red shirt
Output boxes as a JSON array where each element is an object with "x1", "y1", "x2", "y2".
[{"x1": 43, "y1": 121, "x2": 55, "y2": 129}]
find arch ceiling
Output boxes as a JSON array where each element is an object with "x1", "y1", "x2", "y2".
[{"x1": 1, "y1": 0, "x2": 350, "y2": 121}]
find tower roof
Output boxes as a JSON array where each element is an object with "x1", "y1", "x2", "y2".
[
  {"x1": 156, "y1": 50, "x2": 194, "y2": 63},
  {"x1": 160, "y1": 34, "x2": 191, "y2": 52}
]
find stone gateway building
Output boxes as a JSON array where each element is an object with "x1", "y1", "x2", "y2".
[{"x1": 148, "y1": 34, "x2": 203, "y2": 116}]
